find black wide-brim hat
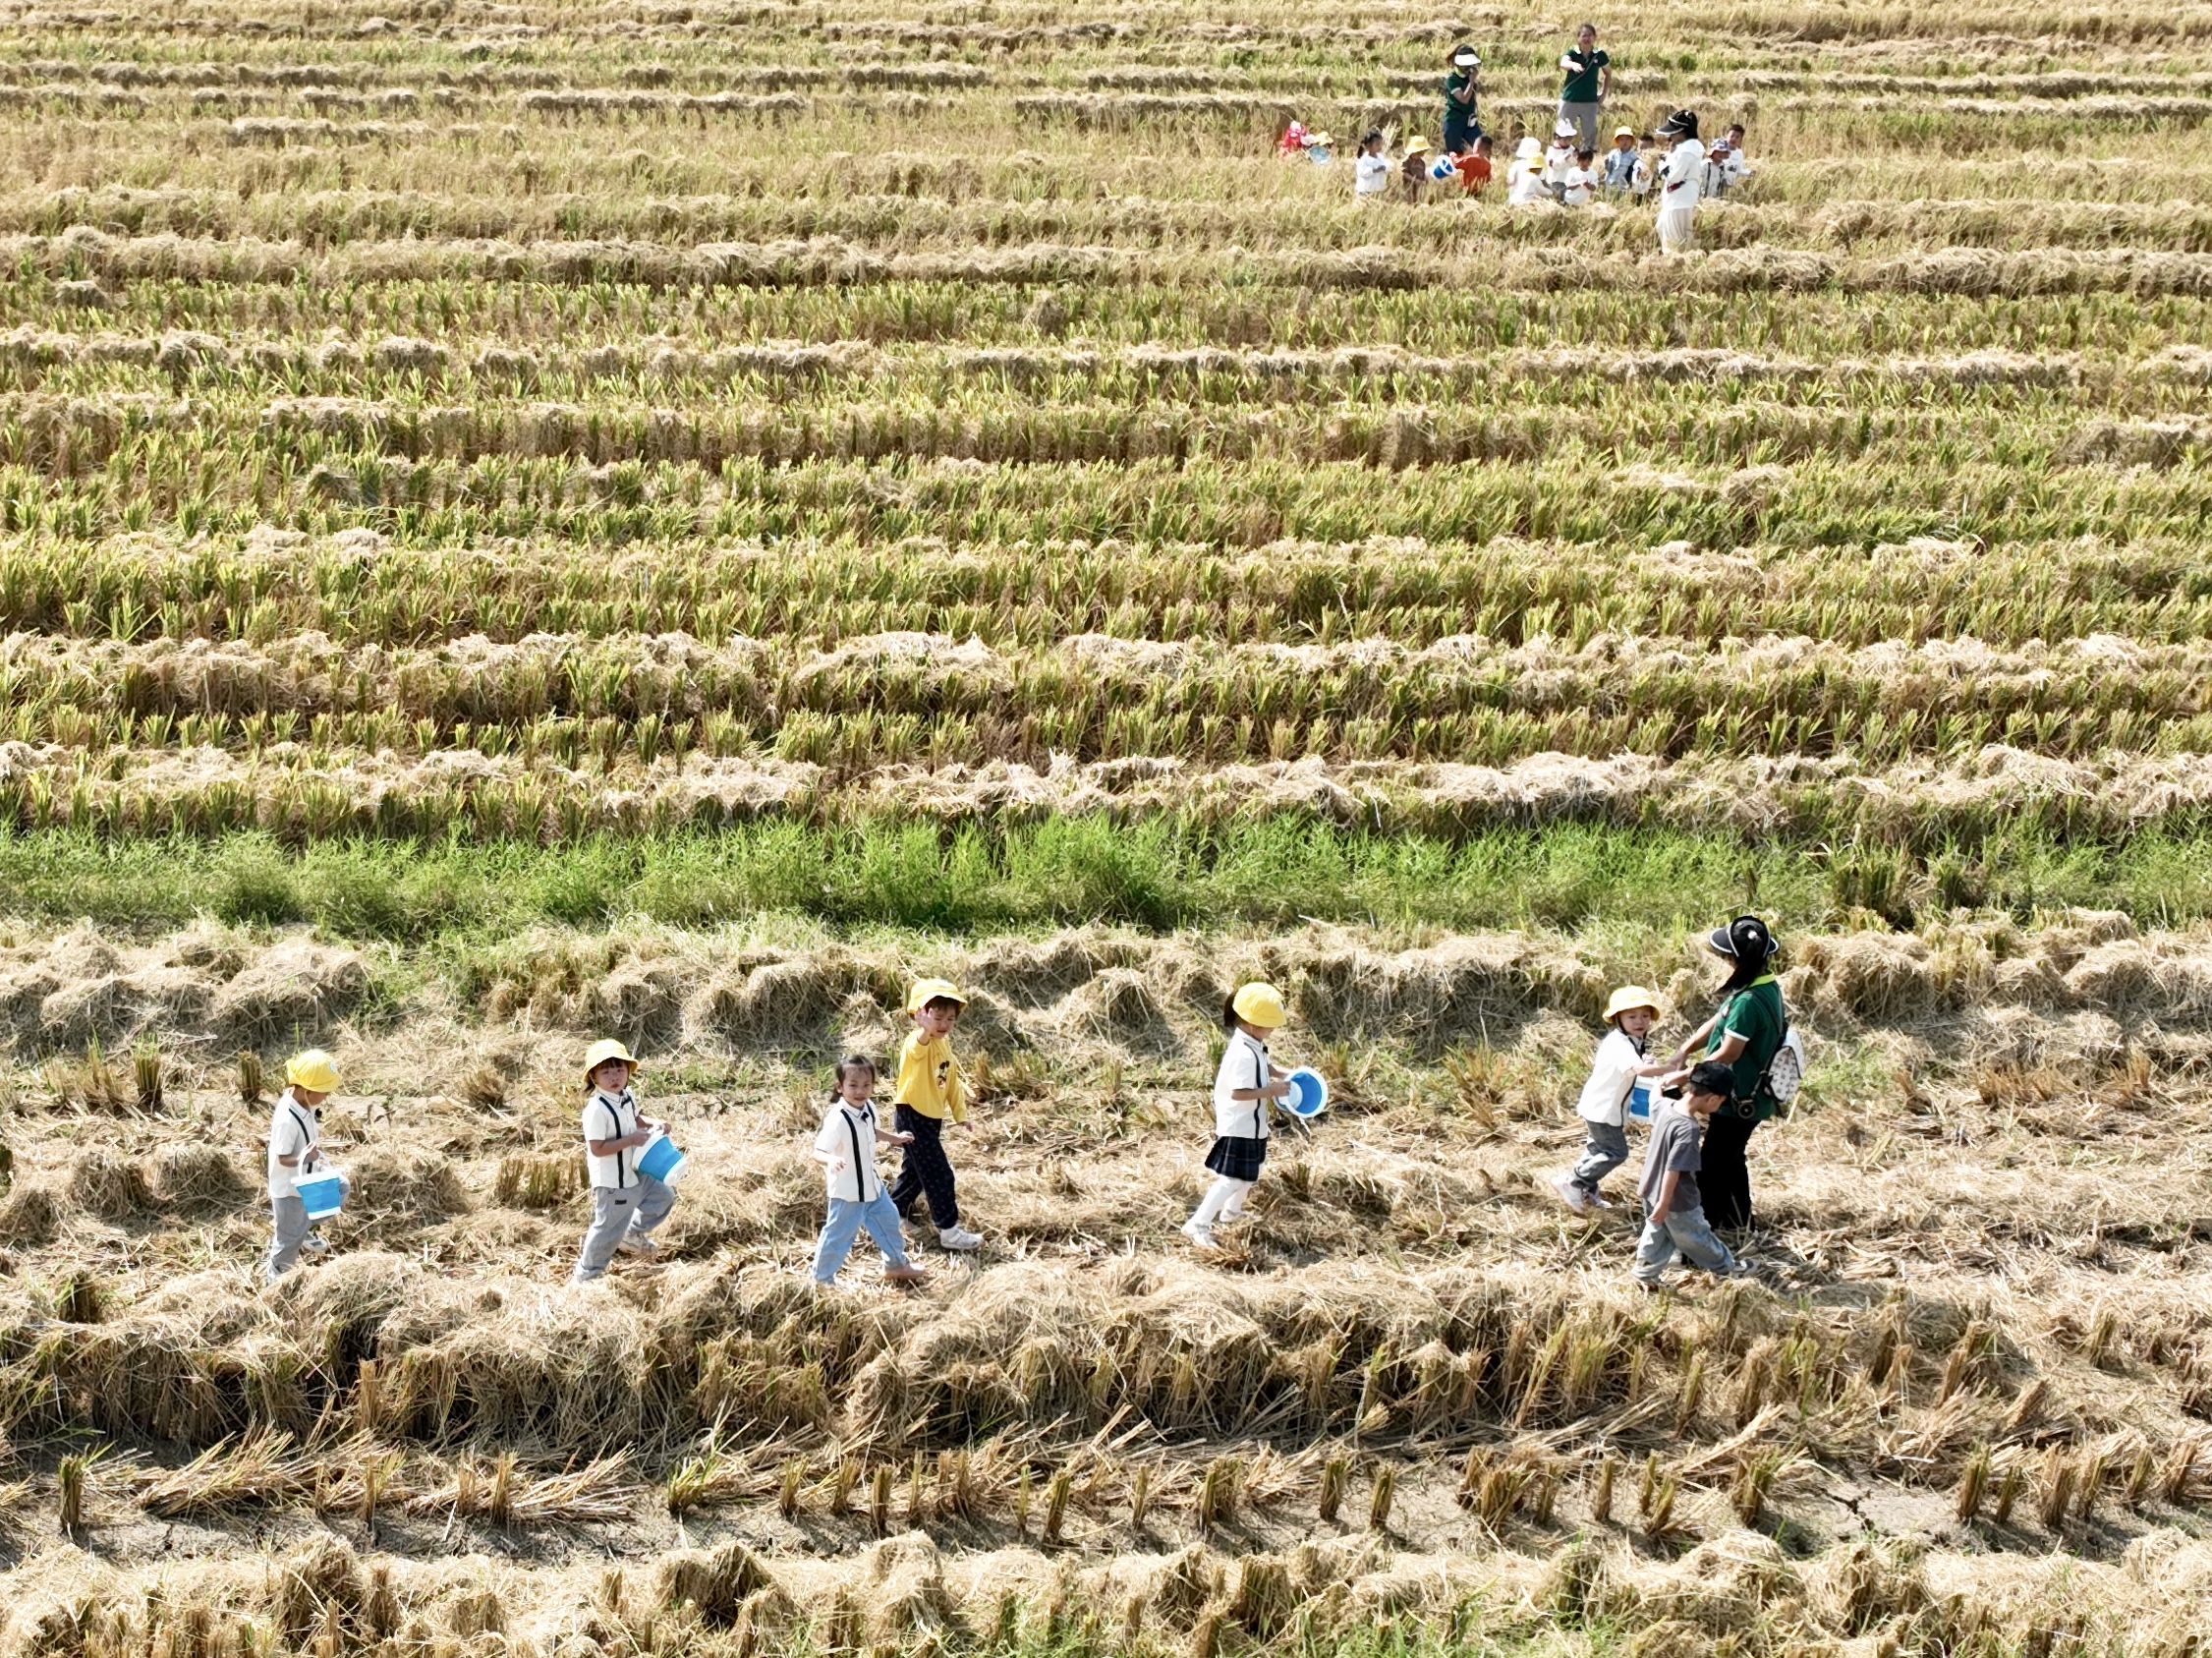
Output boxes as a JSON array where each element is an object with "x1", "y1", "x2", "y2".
[
  {"x1": 1658, "y1": 109, "x2": 1700, "y2": 141},
  {"x1": 1707, "y1": 914, "x2": 1777, "y2": 960}
]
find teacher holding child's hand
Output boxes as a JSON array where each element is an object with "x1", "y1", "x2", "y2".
[{"x1": 1660, "y1": 915, "x2": 1785, "y2": 1234}]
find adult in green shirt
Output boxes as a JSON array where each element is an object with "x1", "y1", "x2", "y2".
[
  {"x1": 1663, "y1": 914, "x2": 1784, "y2": 1232},
  {"x1": 1443, "y1": 43, "x2": 1483, "y2": 154},
  {"x1": 1557, "y1": 22, "x2": 1612, "y2": 152}
]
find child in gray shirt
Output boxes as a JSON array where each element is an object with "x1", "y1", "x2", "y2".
[{"x1": 1633, "y1": 1060, "x2": 1756, "y2": 1287}]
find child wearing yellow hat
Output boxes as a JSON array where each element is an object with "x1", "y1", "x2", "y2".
[
  {"x1": 889, "y1": 980, "x2": 980, "y2": 1251},
  {"x1": 572, "y1": 1039, "x2": 675, "y2": 1282},
  {"x1": 265, "y1": 1049, "x2": 347, "y2": 1284},
  {"x1": 1182, "y1": 982, "x2": 1292, "y2": 1249},
  {"x1": 1556, "y1": 987, "x2": 1674, "y2": 1215}
]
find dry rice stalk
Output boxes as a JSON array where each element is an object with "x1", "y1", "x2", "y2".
[
  {"x1": 2157, "y1": 1437, "x2": 2202, "y2": 1504},
  {"x1": 2037, "y1": 1450, "x2": 2076, "y2": 1532},
  {"x1": 1955, "y1": 1442, "x2": 1992, "y2": 1521},
  {"x1": 1014, "y1": 1465, "x2": 1031, "y2": 1535},
  {"x1": 903, "y1": 1455, "x2": 925, "y2": 1525},
  {"x1": 777, "y1": 1458, "x2": 804, "y2": 1520},
  {"x1": 1675, "y1": 1351, "x2": 1707, "y2": 1437},
  {"x1": 1196, "y1": 1457, "x2": 1239, "y2": 1530},
  {"x1": 1730, "y1": 1447, "x2": 1787, "y2": 1527},
  {"x1": 1591, "y1": 1454, "x2": 1618, "y2": 1524},
  {"x1": 57, "y1": 1448, "x2": 92, "y2": 1534},
  {"x1": 2125, "y1": 1445, "x2": 2156, "y2": 1506},
  {"x1": 1992, "y1": 1458, "x2": 2024, "y2": 1526},
  {"x1": 133, "y1": 1048, "x2": 163, "y2": 1114},
  {"x1": 355, "y1": 1360, "x2": 381, "y2": 1437},
  {"x1": 1316, "y1": 1456, "x2": 1346, "y2": 1522},
  {"x1": 238, "y1": 1051, "x2": 265, "y2": 1104},
  {"x1": 2075, "y1": 1447, "x2": 2108, "y2": 1522},
  {"x1": 1366, "y1": 1463, "x2": 1395, "y2": 1532},
  {"x1": 2002, "y1": 1377, "x2": 2048, "y2": 1437},
  {"x1": 2084, "y1": 1305, "x2": 2118, "y2": 1367},
  {"x1": 1130, "y1": 1464, "x2": 1153, "y2": 1528},
  {"x1": 1042, "y1": 1465, "x2": 1072, "y2": 1544},
  {"x1": 868, "y1": 1463, "x2": 890, "y2": 1536}
]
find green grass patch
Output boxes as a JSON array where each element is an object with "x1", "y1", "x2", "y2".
[{"x1": 0, "y1": 816, "x2": 2207, "y2": 944}]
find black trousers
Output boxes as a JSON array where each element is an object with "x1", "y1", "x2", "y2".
[
  {"x1": 888, "y1": 1106, "x2": 959, "y2": 1229},
  {"x1": 1700, "y1": 1113, "x2": 1759, "y2": 1232}
]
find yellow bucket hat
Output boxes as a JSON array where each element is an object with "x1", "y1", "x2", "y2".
[
  {"x1": 584, "y1": 1038, "x2": 637, "y2": 1080},
  {"x1": 286, "y1": 1050, "x2": 341, "y2": 1092},
  {"x1": 905, "y1": 978, "x2": 969, "y2": 1013},
  {"x1": 1604, "y1": 986, "x2": 1661, "y2": 1023},
  {"x1": 1231, "y1": 982, "x2": 1288, "y2": 1028}
]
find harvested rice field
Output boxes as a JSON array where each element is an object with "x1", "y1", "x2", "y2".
[{"x1": 4, "y1": 0, "x2": 2212, "y2": 1654}]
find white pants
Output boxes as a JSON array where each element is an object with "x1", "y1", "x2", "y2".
[{"x1": 1658, "y1": 207, "x2": 1696, "y2": 253}]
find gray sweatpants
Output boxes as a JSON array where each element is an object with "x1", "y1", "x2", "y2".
[
  {"x1": 1632, "y1": 1203, "x2": 1737, "y2": 1285},
  {"x1": 573, "y1": 1176, "x2": 675, "y2": 1282},
  {"x1": 1558, "y1": 100, "x2": 1603, "y2": 149},
  {"x1": 266, "y1": 1176, "x2": 350, "y2": 1284},
  {"x1": 1569, "y1": 1119, "x2": 1630, "y2": 1194},
  {"x1": 266, "y1": 1194, "x2": 312, "y2": 1284}
]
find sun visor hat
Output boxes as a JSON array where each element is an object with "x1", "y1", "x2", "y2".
[
  {"x1": 1659, "y1": 108, "x2": 1700, "y2": 141},
  {"x1": 1706, "y1": 915, "x2": 1777, "y2": 962},
  {"x1": 1452, "y1": 48, "x2": 1479, "y2": 66}
]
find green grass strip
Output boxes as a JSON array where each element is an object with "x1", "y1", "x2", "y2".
[{"x1": 4, "y1": 817, "x2": 2210, "y2": 943}]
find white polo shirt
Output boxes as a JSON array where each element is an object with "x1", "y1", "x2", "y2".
[
  {"x1": 583, "y1": 1087, "x2": 640, "y2": 1189},
  {"x1": 1212, "y1": 1028, "x2": 1273, "y2": 1141},
  {"x1": 266, "y1": 1088, "x2": 323, "y2": 1200},
  {"x1": 815, "y1": 1098, "x2": 887, "y2": 1203},
  {"x1": 1576, "y1": 1028, "x2": 1648, "y2": 1125}
]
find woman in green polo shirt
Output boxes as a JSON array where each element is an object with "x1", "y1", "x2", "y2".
[{"x1": 1665, "y1": 914, "x2": 1785, "y2": 1232}]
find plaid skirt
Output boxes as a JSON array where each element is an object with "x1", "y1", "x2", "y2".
[{"x1": 1203, "y1": 1135, "x2": 1267, "y2": 1182}]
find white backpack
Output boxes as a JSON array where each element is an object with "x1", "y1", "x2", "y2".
[{"x1": 1763, "y1": 1026, "x2": 1808, "y2": 1110}]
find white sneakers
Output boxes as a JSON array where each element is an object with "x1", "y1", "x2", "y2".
[
  {"x1": 1554, "y1": 1174, "x2": 1594, "y2": 1215},
  {"x1": 1179, "y1": 1220, "x2": 1216, "y2": 1249},
  {"x1": 616, "y1": 1234, "x2": 658, "y2": 1259},
  {"x1": 936, "y1": 1226, "x2": 981, "y2": 1251}
]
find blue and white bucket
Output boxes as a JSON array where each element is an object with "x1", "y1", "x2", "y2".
[
  {"x1": 1627, "y1": 1081, "x2": 1655, "y2": 1122},
  {"x1": 637, "y1": 1133, "x2": 687, "y2": 1184},
  {"x1": 1284, "y1": 1067, "x2": 1331, "y2": 1118},
  {"x1": 296, "y1": 1167, "x2": 346, "y2": 1220}
]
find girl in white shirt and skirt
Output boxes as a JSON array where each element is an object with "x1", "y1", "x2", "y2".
[{"x1": 1181, "y1": 982, "x2": 1292, "y2": 1249}]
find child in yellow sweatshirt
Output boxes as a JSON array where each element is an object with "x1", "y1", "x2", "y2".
[{"x1": 889, "y1": 979, "x2": 981, "y2": 1251}]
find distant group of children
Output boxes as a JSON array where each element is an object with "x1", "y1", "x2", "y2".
[
  {"x1": 262, "y1": 915, "x2": 1794, "y2": 1295},
  {"x1": 1304, "y1": 24, "x2": 1754, "y2": 253}
]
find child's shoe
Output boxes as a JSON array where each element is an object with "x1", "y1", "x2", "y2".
[
  {"x1": 883, "y1": 1263, "x2": 930, "y2": 1284},
  {"x1": 1553, "y1": 1174, "x2": 1593, "y2": 1215},
  {"x1": 1179, "y1": 1220, "x2": 1216, "y2": 1249},
  {"x1": 936, "y1": 1226, "x2": 982, "y2": 1251},
  {"x1": 1716, "y1": 1257, "x2": 1758, "y2": 1279},
  {"x1": 299, "y1": 1233, "x2": 330, "y2": 1257},
  {"x1": 616, "y1": 1234, "x2": 659, "y2": 1259}
]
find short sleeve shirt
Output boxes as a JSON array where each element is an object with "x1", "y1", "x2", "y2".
[
  {"x1": 583, "y1": 1087, "x2": 639, "y2": 1189},
  {"x1": 266, "y1": 1090, "x2": 320, "y2": 1200},
  {"x1": 1577, "y1": 1027, "x2": 1646, "y2": 1124},
  {"x1": 1637, "y1": 1106, "x2": 1703, "y2": 1213},
  {"x1": 1212, "y1": 1029, "x2": 1272, "y2": 1140},
  {"x1": 814, "y1": 1099, "x2": 879, "y2": 1202},
  {"x1": 1560, "y1": 48, "x2": 1609, "y2": 102},
  {"x1": 1443, "y1": 72, "x2": 1480, "y2": 140},
  {"x1": 1708, "y1": 977, "x2": 1786, "y2": 1118}
]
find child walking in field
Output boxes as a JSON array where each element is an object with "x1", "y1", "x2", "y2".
[
  {"x1": 1182, "y1": 982, "x2": 1291, "y2": 1249},
  {"x1": 1354, "y1": 130, "x2": 1391, "y2": 198},
  {"x1": 265, "y1": 1049, "x2": 348, "y2": 1285},
  {"x1": 1557, "y1": 986, "x2": 1673, "y2": 1215},
  {"x1": 812, "y1": 1055, "x2": 930, "y2": 1286},
  {"x1": 572, "y1": 1039, "x2": 677, "y2": 1283},
  {"x1": 1632, "y1": 1059, "x2": 1757, "y2": 1288},
  {"x1": 891, "y1": 979, "x2": 982, "y2": 1251}
]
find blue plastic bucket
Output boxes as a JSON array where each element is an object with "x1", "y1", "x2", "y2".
[
  {"x1": 295, "y1": 1169, "x2": 346, "y2": 1220},
  {"x1": 1628, "y1": 1082, "x2": 1654, "y2": 1122},
  {"x1": 637, "y1": 1134, "x2": 687, "y2": 1183},
  {"x1": 1285, "y1": 1067, "x2": 1331, "y2": 1118}
]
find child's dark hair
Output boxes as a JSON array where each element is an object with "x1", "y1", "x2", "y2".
[
  {"x1": 1220, "y1": 993, "x2": 1241, "y2": 1031},
  {"x1": 830, "y1": 1054, "x2": 878, "y2": 1097},
  {"x1": 1685, "y1": 1059, "x2": 1737, "y2": 1100},
  {"x1": 1577, "y1": 147, "x2": 1595, "y2": 162},
  {"x1": 1362, "y1": 128, "x2": 1383, "y2": 147}
]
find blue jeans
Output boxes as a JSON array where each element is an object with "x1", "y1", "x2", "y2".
[
  {"x1": 813, "y1": 1189, "x2": 912, "y2": 1282},
  {"x1": 1632, "y1": 1203, "x2": 1737, "y2": 1284},
  {"x1": 1570, "y1": 1120, "x2": 1630, "y2": 1193}
]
